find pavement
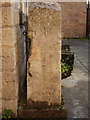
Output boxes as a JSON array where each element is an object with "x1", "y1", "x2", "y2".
[{"x1": 61, "y1": 39, "x2": 89, "y2": 118}]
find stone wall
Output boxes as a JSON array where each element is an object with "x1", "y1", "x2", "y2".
[
  {"x1": 27, "y1": 2, "x2": 61, "y2": 108},
  {"x1": 0, "y1": 2, "x2": 27, "y2": 116},
  {"x1": 60, "y1": 2, "x2": 87, "y2": 38},
  {"x1": 0, "y1": 1, "x2": 87, "y2": 118}
]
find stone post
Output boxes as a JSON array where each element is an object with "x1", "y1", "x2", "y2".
[
  {"x1": 27, "y1": 2, "x2": 61, "y2": 108},
  {"x1": 0, "y1": 2, "x2": 2, "y2": 118}
]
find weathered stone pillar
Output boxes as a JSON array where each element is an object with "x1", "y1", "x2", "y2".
[
  {"x1": 27, "y1": 2, "x2": 61, "y2": 108},
  {"x1": 0, "y1": 2, "x2": 2, "y2": 118}
]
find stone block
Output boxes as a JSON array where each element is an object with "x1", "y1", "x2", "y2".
[
  {"x1": 27, "y1": 2, "x2": 61, "y2": 107},
  {"x1": 0, "y1": 55, "x2": 1, "y2": 69},
  {"x1": 1, "y1": 27, "x2": 16, "y2": 46},
  {"x1": 1, "y1": 25, "x2": 22, "y2": 46},
  {"x1": 2, "y1": 6, "x2": 20, "y2": 27},
  {"x1": 0, "y1": 29, "x2": 2, "y2": 46},
  {"x1": 0, "y1": 26, "x2": 21, "y2": 47},
  {"x1": 0, "y1": 1, "x2": 2, "y2": 6},
  {"x1": 0, "y1": 99, "x2": 2, "y2": 119},
  {"x1": 2, "y1": 45, "x2": 14, "y2": 56},
  {"x1": 1, "y1": 46, "x2": 15, "y2": 72},
  {"x1": 1, "y1": 60, "x2": 20, "y2": 100},
  {"x1": 2, "y1": 99, "x2": 18, "y2": 116},
  {"x1": 14, "y1": 44, "x2": 20, "y2": 64},
  {"x1": 0, "y1": 7, "x2": 2, "y2": 28},
  {"x1": 2, "y1": 7, "x2": 13, "y2": 27},
  {"x1": 0, "y1": 88, "x2": 2, "y2": 100},
  {"x1": 12, "y1": 2, "x2": 19, "y2": 8},
  {"x1": 2, "y1": 80, "x2": 17, "y2": 99},
  {"x1": 13, "y1": 8, "x2": 20, "y2": 25},
  {"x1": 19, "y1": 109, "x2": 67, "y2": 118},
  {"x1": 2, "y1": 2, "x2": 12, "y2": 7},
  {"x1": 1, "y1": 71, "x2": 15, "y2": 82},
  {"x1": 0, "y1": 72, "x2": 2, "y2": 92}
]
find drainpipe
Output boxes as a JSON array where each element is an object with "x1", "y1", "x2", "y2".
[{"x1": 86, "y1": 0, "x2": 89, "y2": 37}]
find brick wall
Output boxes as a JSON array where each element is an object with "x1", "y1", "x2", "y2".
[{"x1": 60, "y1": 2, "x2": 87, "y2": 38}]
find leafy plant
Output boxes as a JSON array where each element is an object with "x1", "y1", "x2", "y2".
[
  {"x1": 61, "y1": 62, "x2": 70, "y2": 75},
  {"x1": 61, "y1": 43, "x2": 74, "y2": 79},
  {"x1": 2, "y1": 109, "x2": 13, "y2": 119}
]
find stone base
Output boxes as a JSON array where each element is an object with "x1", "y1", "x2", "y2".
[{"x1": 18, "y1": 108, "x2": 67, "y2": 118}]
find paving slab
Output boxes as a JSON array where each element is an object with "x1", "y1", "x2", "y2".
[
  {"x1": 73, "y1": 58, "x2": 88, "y2": 73},
  {"x1": 63, "y1": 39, "x2": 89, "y2": 70},
  {"x1": 62, "y1": 39, "x2": 89, "y2": 118}
]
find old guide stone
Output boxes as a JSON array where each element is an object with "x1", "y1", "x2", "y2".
[{"x1": 27, "y1": 2, "x2": 61, "y2": 108}]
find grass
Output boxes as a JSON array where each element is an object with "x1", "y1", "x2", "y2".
[{"x1": 62, "y1": 37, "x2": 90, "y2": 40}]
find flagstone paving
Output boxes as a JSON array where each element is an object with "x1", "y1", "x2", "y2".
[{"x1": 62, "y1": 39, "x2": 89, "y2": 118}]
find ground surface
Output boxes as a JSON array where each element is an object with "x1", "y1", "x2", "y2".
[{"x1": 62, "y1": 39, "x2": 89, "y2": 118}]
